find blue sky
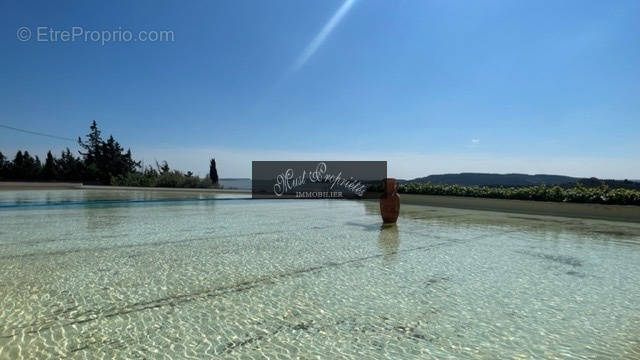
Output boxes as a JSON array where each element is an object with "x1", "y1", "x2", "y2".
[{"x1": 1, "y1": 0, "x2": 639, "y2": 179}]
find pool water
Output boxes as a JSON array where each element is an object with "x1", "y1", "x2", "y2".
[{"x1": 0, "y1": 190, "x2": 639, "y2": 359}]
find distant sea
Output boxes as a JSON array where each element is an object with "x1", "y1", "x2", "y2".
[{"x1": 219, "y1": 178, "x2": 251, "y2": 190}]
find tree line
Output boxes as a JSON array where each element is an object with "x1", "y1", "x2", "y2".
[{"x1": 0, "y1": 121, "x2": 220, "y2": 188}]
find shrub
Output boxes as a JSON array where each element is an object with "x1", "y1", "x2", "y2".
[
  {"x1": 112, "y1": 170, "x2": 215, "y2": 188},
  {"x1": 396, "y1": 183, "x2": 640, "y2": 206}
]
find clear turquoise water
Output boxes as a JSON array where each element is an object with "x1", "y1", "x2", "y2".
[{"x1": 0, "y1": 190, "x2": 639, "y2": 359}]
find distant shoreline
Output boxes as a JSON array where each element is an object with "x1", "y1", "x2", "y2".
[{"x1": 2, "y1": 181, "x2": 638, "y2": 223}]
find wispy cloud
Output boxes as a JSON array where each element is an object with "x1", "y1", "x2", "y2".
[
  {"x1": 290, "y1": 0, "x2": 358, "y2": 73},
  {"x1": 467, "y1": 138, "x2": 481, "y2": 149}
]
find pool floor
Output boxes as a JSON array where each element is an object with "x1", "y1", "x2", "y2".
[{"x1": 0, "y1": 190, "x2": 639, "y2": 359}]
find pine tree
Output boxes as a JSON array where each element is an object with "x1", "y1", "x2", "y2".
[
  {"x1": 11, "y1": 151, "x2": 41, "y2": 180},
  {"x1": 0, "y1": 152, "x2": 7, "y2": 180},
  {"x1": 78, "y1": 120, "x2": 102, "y2": 164},
  {"x1": 77, "y1": 121, "x2": 139, "y2": 184},
  {"x1": 78, "y1": 120, "x2": 103, "y2": 182},
  {"x1": 57, "y1": 148, "x2": 84, "y2": 181},
  {"x1": 42, "y1": 151, "x2": 58, "y2": 180}
]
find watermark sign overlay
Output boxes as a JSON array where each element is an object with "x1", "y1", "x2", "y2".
[
  {"x1": 17, "y1": 26, "x2": 174, "y2": 45},
  {"x1": 252, "y1": 161, "x2": 387, "y2": 199}
]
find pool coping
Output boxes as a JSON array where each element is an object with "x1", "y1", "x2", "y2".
[{"x1": 394, "y1": 193, "x2": 640, "y2": 223}]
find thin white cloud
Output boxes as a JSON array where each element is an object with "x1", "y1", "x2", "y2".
[
  {"x1": 290, "y1": 0, "x2": 358, "y2": 73},
  {"x1": 467, "y1": 139, "x2": 481, "y2": 149}
]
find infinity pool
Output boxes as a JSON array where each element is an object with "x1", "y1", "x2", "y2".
[{"x1": 0, "y1": 190, "x2": 639, "y2": 359}]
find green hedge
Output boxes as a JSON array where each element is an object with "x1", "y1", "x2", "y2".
[{"x1": 397, "y1": 183, "x2": 640, "y2": 206}]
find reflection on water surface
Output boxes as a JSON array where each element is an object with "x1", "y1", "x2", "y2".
[{"x1": 0, "y1": 190, "x2": 639, "y2": 359}]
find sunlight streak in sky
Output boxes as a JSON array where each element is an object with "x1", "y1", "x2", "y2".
[{"x1": 291, "y1": 0, "x2": 358, "y2": 73}]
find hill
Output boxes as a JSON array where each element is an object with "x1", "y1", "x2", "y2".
[
  {"x1": 410, "y1": 173, "x2": 578, "y2": 186},
  {"x1": 408, "y1": 173, "x2": 640, "y2": 190}
]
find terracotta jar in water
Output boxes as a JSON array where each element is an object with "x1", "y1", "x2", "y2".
[{"x1": 379, "y1": 178, "x2": 400, "y2": 223}]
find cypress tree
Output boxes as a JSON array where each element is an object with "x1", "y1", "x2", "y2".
[{"x1": 209, "y1": 158, "x2": 219, "y2": 184}]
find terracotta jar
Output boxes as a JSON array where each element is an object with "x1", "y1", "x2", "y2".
[{"x1": 379, "y1": 178, "x2": 400, "y2": 223}]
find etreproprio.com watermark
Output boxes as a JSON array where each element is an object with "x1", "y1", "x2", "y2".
[{"x1": 17, "y1": 26, "x2": 174, "y2": 45}]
